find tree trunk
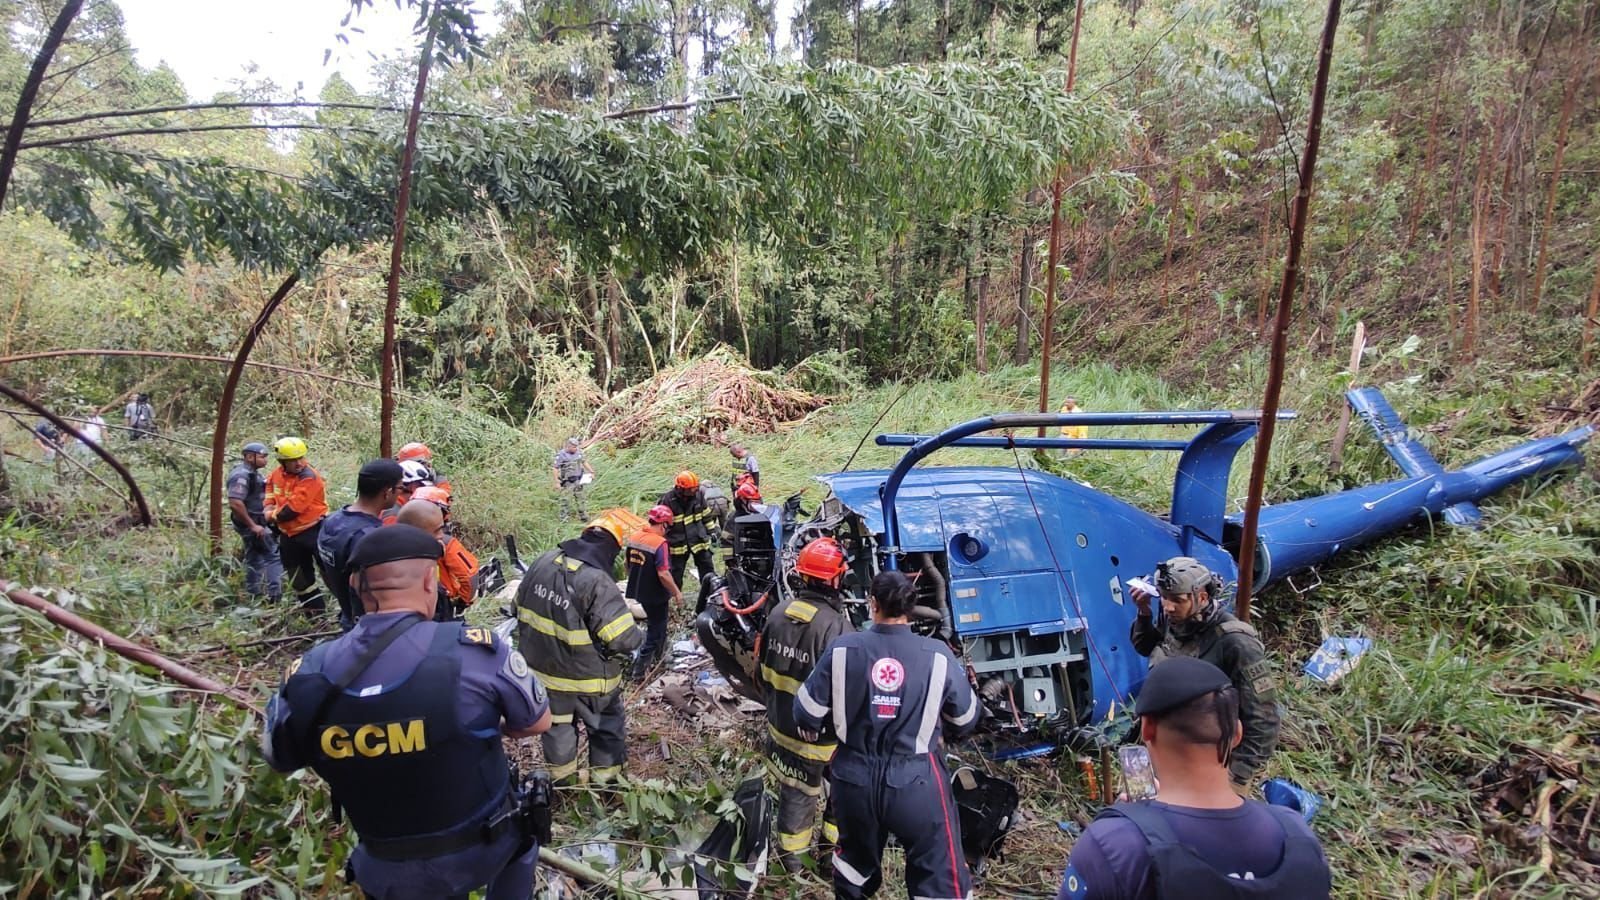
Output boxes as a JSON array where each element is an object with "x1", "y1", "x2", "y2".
[
  {"x1": 1583, "y1": 252, "x2": 1600, "y2": 367},
  {"x1": 1466, "y1": 132, "x2": 1490, "y2": 359},
  {"x1": 976, "y1": 239, "x2": 990, "y2": 373},
  {"x1": 1405, "y1": 73, "x2": 1445, "y2": 248},
  {"x1": 0, "y1": 0, "x2": 86, "y2": 506},
  {"x1": 1529, "y1": 64, "x2": 1582, "y2": 312},
  {"x1": 1014, "y1": 222, "x2": 1035, "y2": 365},
  {"x1": 380, "y1": 18, "x2": 439, "y2": 457},
  {"x1": 1161, "y1": 181, "x2": 1180, "y2": 309}
]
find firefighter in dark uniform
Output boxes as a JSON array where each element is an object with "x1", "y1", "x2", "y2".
[
  {"x1": 794, "y1": 570, "x2": 980, "y2": 899},
  {"x1": 262, "y1": 525, "x2": 552, "y2": 900},
  {"x1": 659, "y1": 470, "x2": 716, "y2": 603},
  {"x1": 757, "y1": 536, "x2": 854, "y2": 872},
  {"x1": 514, "y1": 516, "x2": 643, "y2": 786},
  {"x1": 1129, "y1": 556, "x2": 1280, "y2": 792}
]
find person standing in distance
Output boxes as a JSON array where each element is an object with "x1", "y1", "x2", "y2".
[
  {"x1": 793, "y1": 570, "x2": 979, "y2": 899},
  {"x1": 757, "y1": 536, "x2": 854, "y2": 873},
  {"x1": 1057, "y1": 657, "x2": 1330, "y2": 899},
  {"x1": 514, "y1": 516, "x2": 643, "y2": 786},
  {"x1": 1129, "y1": 557, "x2": 1280, "y2": 792},
  {"x1": 227, "y1": 441, "x2": 283, "y2": 603},
  {"x1": 729, "y1": 442, "x2": 759, "y2": 488},
  {"x1": 264, "y1": 437, "x2": 329, "y2": 613},
  {"x1": 551, "y1": 437, "x2": 594, "y2": 522},
  {"x1": 262, "y1": 525, "x2": 552, "y2": 900}
]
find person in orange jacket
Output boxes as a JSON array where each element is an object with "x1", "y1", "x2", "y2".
[
  {"x1": 397, "y1": 486, "x2": 479, "y2": 621},
  {"x1": 397, "y1": 441, "x2": 451, "y2": 493},
  {"x1": 264, "y1": 437, "x2": 330, "y2": 612}
]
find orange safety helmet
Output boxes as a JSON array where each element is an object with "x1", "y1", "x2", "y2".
[
  {"x1": 735, "y1": 481, "x2": 762, "y2": 503},
  {"x1": 674, "y1": 470, "x2": 700, "y2": 491},
  {"x1": 413, "y1": 485, "x2": 452, "y2": 510},
  {"x1": 795, "y1": 537, "x2": 847, "y2": 586},
  {"x1": 647, "y1": 504, "x2": 674, "y2": 525},
  {"x1": 397, "y1": 442, "x2": 433, "y2": 463}
]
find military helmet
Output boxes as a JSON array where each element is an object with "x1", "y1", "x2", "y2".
[{"x1": 1156, "y1": 556, "x2": 1220, "y2": 596}]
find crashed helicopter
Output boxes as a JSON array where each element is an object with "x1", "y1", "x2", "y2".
[{"x1": 697, "y1": 387, "x2": 1594, "y2": 744}]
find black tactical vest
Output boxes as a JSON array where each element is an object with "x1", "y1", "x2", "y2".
[
  {"x1": 1097, "y1": 802, "x2": 1331, "y2": 899},
  {"x1": 281, "y1": 621, "x2": 510, "y2": 855}
]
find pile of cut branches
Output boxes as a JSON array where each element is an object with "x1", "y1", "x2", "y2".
[{"x1": 586, "y1": 347, "x2": 829, "y2": 447}]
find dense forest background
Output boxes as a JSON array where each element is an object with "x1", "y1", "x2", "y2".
[{"x1": 2, "y1": 0, "x2": 1598, "y2": 896}]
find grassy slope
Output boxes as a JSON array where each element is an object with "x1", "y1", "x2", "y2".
[{"x1": 4, "y1": 345, "x2": 1596, "y2": 897}]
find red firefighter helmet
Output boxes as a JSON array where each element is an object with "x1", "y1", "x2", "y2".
[
  {"x1": 647, "y1": 504, "x2": 674, "y2": 525},
  {"x1": 413, "y1": 485, "x2": 451, "y2": 511},
  {"x1": 674, "y1": 470, "x2": 700, "y2": 491},
  {"x1": 735, "y1": 481, "x2": 762, "y2": 503},
  {"x1": 397, "y1": 442, "x2": 433, "y2": 463},
  {"x1": 795, "y1": 537, "x2": 847, "y2": 586}
]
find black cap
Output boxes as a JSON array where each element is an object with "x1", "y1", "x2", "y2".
[
  {"x1": 349, "y1": 524, "x2": 443, "y2": 570},
  {"x1": 357, "y1": 458, "x2": 405, "y2": 495},
  {"x1": 1137, "y1": 657, "x2": 1233, "y2": 717}
]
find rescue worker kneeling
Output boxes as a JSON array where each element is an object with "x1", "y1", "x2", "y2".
[
  {"x1": 757, "y1": 537, "x2": 854, "y2": 873},
  {"x1": 795, "y1": 570, "x2": 980, "y2": 900},
  {"x1": 262, "y1": 525, "x2": 553, "y2": 900},
  {"x1": 515, "y1": 516, "x2": 643, "y2": 786}
]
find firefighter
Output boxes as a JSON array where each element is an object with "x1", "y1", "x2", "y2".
[
  {"x1": 1129, "y1": 557, "x2": 1280, "y2": 792},
  {"x1": 757, "y1": 536, "x2": 854, "y2": 873},
  {"x1": 318, "y1": 459, "x2": 404, "y2": 631},
  {"x1": 262, "y1": 525, "x2": 552, "y2": 899},
  {"x1": 794, "y1": 570, "x2": 980, "y2": 899},
  {"x1": 399, "y1": 487, "x2": 480, "y2": 621},
  {"x1": 625, "y1": 505, "x2": 683, "y2": 680},
  {"x1": 264, "y1": 437, "x2": 330, "y2": 613},
  {"x1": 227, "y1": 441, "x2": 282, "y2": 603},
  {"x1": 732, "y1": 480, "x2": 765, "y2": 518},
  {"x1": 396, "y1": 441, "x2": 449, "y2": 491},
  {"x1": 659, "y1": 471, "x2": 716, "y2": 603},
  {"x1": 514, "y1": 516, "x2": 643, "y2": 786}
]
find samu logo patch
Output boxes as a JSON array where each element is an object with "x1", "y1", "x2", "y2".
[{"x1": 870, "y1": 657, "x2": 905, "y2": 719}]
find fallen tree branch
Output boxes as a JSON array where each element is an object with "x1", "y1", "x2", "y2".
[
  {"x1": 0, "y1": 379, "x2": 151, "y2": 524},
  {"x1": 4, "y1": 584, "x2": 259, "y2": 713},
  {"x1": 190, "y1": 629, "x2": 340, "y2": 655},
  {"x1": 536, "y1": 847, "x2": 651, "y2": 899},
  {"x1": 0, "y1": 347, "x2": 390, "y2": 393}
]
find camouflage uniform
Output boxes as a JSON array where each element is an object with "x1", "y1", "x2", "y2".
[{"x1": 1130, "y1": 561, "x2": 1280, "y2": 787}]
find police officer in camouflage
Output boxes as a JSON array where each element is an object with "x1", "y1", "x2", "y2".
[
  {"x1": 262, "y1": 525, "x2": 552, "y2": 900},
  {"x1": 514, "y1": 516, "x2": 643, "y2": 786},
  {"x1": 1129, "y1": 557, "x2": 1280, "y2": 791}
]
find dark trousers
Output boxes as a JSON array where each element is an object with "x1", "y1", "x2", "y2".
[
  {"x1": 278, "y1": 525, "x2": 324, "y2": 612},
  {"x1": 766, "y1": 744, "x2": 834, "y2": 873},
  {"x1": 542, "y1": 690, "x2": 627, "y2": 785},
  {"x1": 349, "y1": 822, "x2": 535, "y2": 900},
  {"x1": 239, "y1": 530, "x2": 283, "y2": 601},
  {"x1": 830, "y1": 754, "x2": 971, "y2": 899},
  {"x1": 669, "y1": 547, "x2": 716, "y2": 609},
  {"x1": 632, "y1": 595, "x2": 670, "y2": 676}
]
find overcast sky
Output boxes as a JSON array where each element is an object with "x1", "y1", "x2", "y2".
[
  {"x1": 116, "y1": 0, "x2": 472, "y2": 98},
  {"x1": 115, "y1": 1, "x2": 794, "y2": 101}
]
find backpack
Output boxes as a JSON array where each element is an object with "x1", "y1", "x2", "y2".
[
  {"x1": 1096, "y1": 801, "x2": 1332, "y2": 899},
  {"x1": 951, "y1": 766, "x2": 1019, "y2": 868}
]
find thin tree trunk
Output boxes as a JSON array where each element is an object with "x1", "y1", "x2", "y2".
[
  {"x1": 1235, "y1": 0, "x2": 1342, "y2": 621},
  {"x1": 1529, "y1": 64, "x2": 1582, "y2": 312},
  {"x1": 1257, "y1": 197, "x2": 1272, "y2": 330},
  {"x1": 1466, "y1": 133, "x2": 1489, "y2": 358},
  {"x1": 209, "y1": 273, "x2": 302, "y2": 554},
  {"x1": 1038, "y1": 0, "x2": 1086, "y2": 433},
  {"x1": 1405, "y1": 74, "x2": 1445, "y2": 247},
  {"x1": 976, "y1": 240, "x2": 990, "y2": 373},
  {"x1": 0, "y1": 0, "x2": 85, "y2": 505},
  {"x1": 1161, "y1": 181, "x2": 1180, "y2": 310},
  {"x1": 380, "y1": 19, "x2": 439, "y2": 457},
  {"x1": 1582, "y1": 255, "x2": 1600, "y2": 367},
  {"x1": 1014, "y1": 222, "x2": 1035, "y2": 365}
]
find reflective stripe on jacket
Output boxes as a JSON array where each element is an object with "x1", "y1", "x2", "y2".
[
  {"x1": 515, "y1": 550, "x2": 642, "y2": 696},
  {"x1": 758, "y1": 589, "x2": 852, "y2": 762}
]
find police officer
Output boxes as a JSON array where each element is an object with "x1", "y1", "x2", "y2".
[
  {"x1": 1057, "y1": 657, "x2": 1331, "y2": 900},
  {"x1": 729, "y1": 442, "x2": 759, "y2": 488},
  {"x1": 514, "y1": 516, "x2": 643, "y2": 786},
  {"x1": 659, "y1": 471, "x2": 716, "y2": 602},
  {"x1": 757, "y1": 536, "x2": 854, "y2": 872},
  {"x1": 318, "y1": 459, "x2": 404, "y2": 631},
  {"x1": 226, "y1": 441, "x2": 282, "y2": 602},
  {"x1": 1129, "y1": 557, "x2": 1280, "y2": 791},
  {"x1": 551, "y1": 437, "x2": 593, "y2": 522},
  {"x1": 262, "y1": 525, "x2": 552, "y2": 900},
  {"x1": 793, "y1": 570, "x2": 979, "y2": 899},
  {"x1": 625, "y1": 505, "x2": 683, "y2": 680}
]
